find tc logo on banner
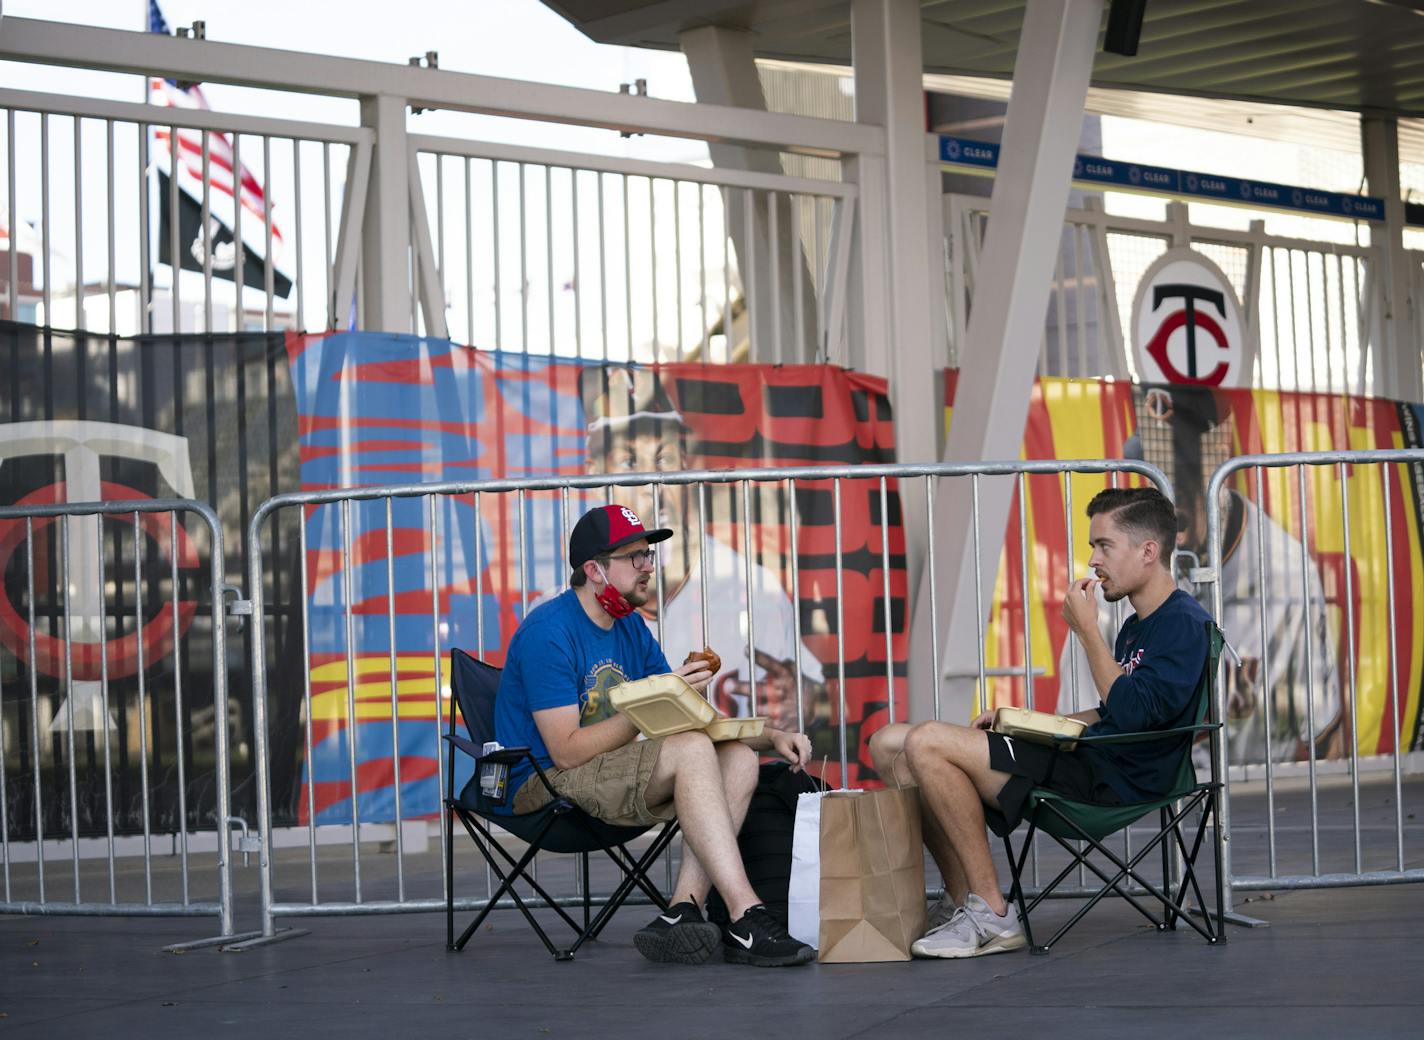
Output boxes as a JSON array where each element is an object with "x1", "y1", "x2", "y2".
[
  {"x1": 0, "y1": 420, "x2": 198, "y2": 731},
  {"x1": 1132, "y1": 247, "x2": 1246, "y2": 387}
]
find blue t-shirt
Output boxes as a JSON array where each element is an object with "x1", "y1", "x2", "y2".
[
  {"x1": 493, "y1": 589, "x2": 670, "y2": 810},
  {"x1": 1080, "y1": 589, "x2": 1211, "y2": 804}
]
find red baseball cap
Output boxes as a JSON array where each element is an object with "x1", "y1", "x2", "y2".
[{"x1": 569, "y1": 504, "x2": 673, "y2": 569}]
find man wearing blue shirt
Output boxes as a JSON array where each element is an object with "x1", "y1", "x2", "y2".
[
  {"x1": 496, "y1": 503, "x2": 816, "y2": 968},
  {"x1": 870, "y1": 486, "x2": 1210, "y2": 959}
]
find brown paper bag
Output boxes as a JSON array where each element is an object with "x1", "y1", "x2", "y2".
[{"x1": 815, "y1": 787, "x2": 926, "y2": 962}]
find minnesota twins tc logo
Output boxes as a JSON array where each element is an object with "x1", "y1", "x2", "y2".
[{"x1": 1132, "y1": 248, "x2": 1244, "y2": 389}]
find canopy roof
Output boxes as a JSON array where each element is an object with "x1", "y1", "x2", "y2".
[{"x1": 541, "y1": 0, "x2": 1424, "y2": 118}]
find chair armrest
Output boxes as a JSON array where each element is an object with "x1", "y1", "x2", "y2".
[
  {"x1": 1057, "y1": 722, "x2": 1220, "y2": 747},
  {"x1": 442, "y1": 736, "x2": 562, "y2": 801}
]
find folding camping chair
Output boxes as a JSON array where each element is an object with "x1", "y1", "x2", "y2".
[
  {"x1": 443, "y1": 648, "x2": 680, "y2": 961},
  {"x1": 995, "y1": 621, "x2": 1226, "y2": 954}
]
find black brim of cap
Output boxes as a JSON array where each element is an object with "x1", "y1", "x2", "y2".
[{"x1": 607, "y1": 527, "x2": 673, "y2": 554}]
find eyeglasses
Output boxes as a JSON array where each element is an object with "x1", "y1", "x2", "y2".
[{"x1": 606, "y1": 547, "x2": 657, "y2": 569}]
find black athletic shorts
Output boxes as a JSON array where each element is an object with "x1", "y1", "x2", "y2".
[{"x1": 986, "y1": 731, "x2": 1121, "y2": 835}]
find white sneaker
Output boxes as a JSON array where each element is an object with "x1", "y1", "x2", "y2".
[
  {"x1": 910, "y1": 893, "x2": 1026, "y2": 959},
  {"x1": 924, "y1": 893, "x2": 959, "y2": 935}
]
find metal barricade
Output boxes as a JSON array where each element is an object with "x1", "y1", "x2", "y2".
[
  {"x1": 1206, "y1": 449, "x2": 1424, "y2": 917},
  {"x1": 0, "y1": 497, "x2": 252, "y2": 949},
  {"x1": 241, "y1": 458, "x2": 1169, "y2": 943}
]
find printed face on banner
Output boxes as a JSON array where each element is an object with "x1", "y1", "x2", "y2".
[{"x1": 1132, "y1": 248, "x2": 1246, "y2": 388}]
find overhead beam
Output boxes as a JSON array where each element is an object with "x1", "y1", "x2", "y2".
[
  {"x1": 908, "y1": 0, "x2": 1104, "y2": 724},
  {"x1": 0, "y1": 16, "x2": 883, "y2": 158}
]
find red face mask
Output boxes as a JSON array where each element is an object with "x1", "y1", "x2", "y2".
[{"x1": 593, "y1": 562, "x2": 635, "y2": 619}]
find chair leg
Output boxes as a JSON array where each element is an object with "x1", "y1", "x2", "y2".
[
  {"x1": 445, "y1": 802, "x2": 457, "y2": 950},
  {"x1": 1001, "y1": 832, "x2": 1041, "y2": 955},
  {"x1": 576, "y1": 825, "x2": 678, "y2": 952},
  {"x1": 581, "y1": 852, "x2": 591, "y2": 934}
]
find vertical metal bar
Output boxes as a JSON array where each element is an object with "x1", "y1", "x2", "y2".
[
  {"x1": 698, "y1": 483, "x2": 711, "y2": 652},
  {"x1": 1297, "y1": 465, "x2": 1320, "y2": 874},
  {"x1": 232, "y1": 134, "x2": 244, "y2": 328},
  {"x1": 598, "y1": 171, "x2": 610, "y2": 362},
  {"x1": 41, "y1": 114, "x2": 52, "y2": 324},
  {"x1": 105, "y1": 119, "x2": 116, "y2": 333},
  {"x1": 833, "y1": 478, "x2": 847, "y2": 779},
  {"x1": 198, "y1": 129, "x2": 212, "y2": 331},
  {"x1": 294, "y1": 140, "x2": 305, "y2": 331},
  {"x1": 623, "y1": 175, "x2": 633, "y2": 359},
  {"x1": 1018, "y1": 473, "x2": 1034, "y2": 711},
  {"x1": 740, "y1": 480, "x2": 758, "y2": 716},
  {"x1": 436, "y1": 154, "x2": 446, "y2": 337},
  {"x1": 1073, "y1": 225, "x2": 1087, "y2": 376},
  {"x1": 169, "y1": 511, "x2": 189, "y2": 902},
  {"x1": 206, "y1": 510, "x2": 235, "y2": 938},
  {"x1": 96, "y1": 512, "x2": 115, "y2": 902},
  {"x1": 545, "y1": 166, "x2": 555, "y2": 353},
  {"x1": 59, "y1": 515, "x2": 81, "y2": 902},
  {"x1": 572, "y1": 168, "x2": 582, "y2": 358},
  {"x1": 673, "y1": 181, "x2": 683, "y2": 358},
  {"x1": 73, "y1": 117, "x2": 84, "y2": 330},
  {"x1": 1286, "y1": 250, "x2": 1301, "y2": 391},
  {"x1": 465, "y1": 158, "x2": 474, "y2": 344},
  {"x1": 1268, "y1": 248, "x2": 1284, "y2": 388},
  {"x1": 787, "y1": 477, "x2": 805, "y2": 732},
  {"x1": 324, "y1": 142, "x2": 334, "y2": 333},
  {"x1": 431, "y1": 493, "x2": 450, "y2": 898},
  {"x1": 769, "y1": 191, "x2": 782, "y2": 364},
  {"x1": 0, "y1": 590, "x2": 6, "y2": 900},
  {"x1": 971, "y1": 474, "x2": 987, "y2": 714},
  {"x1": 1064, "y1": 476, "x2": 1079, "y2": 712},
  {"x1": 25, "y1": 518, "x2": 45, "y2": 902},
  {"x1": 925, "y1": 478, "x2": 942, "y2": 722},
  {"x1": 132, "y1": 513, "x2": 151, "y2": 903},
  {"x1": 792, "y1": 194, "x2": 806, "y2": 360},
  {"x1": 744, "y1": 188, "x2": 757, "y2": 363},
  {"x1": 652, "y1": 484, "x2": 666, "y2": 650},
  {"x1": 1052, "y1": 247, "x2": 1068, "y2": 376},
  {"x1": 698, "y1": 184, "x2": 708, "y2": 358},
  {"x1": 517, "y1": 489, "x2": 530, "y2": 617},
  {"x1": 1254, "y1": 467, "x2": 1277, "y2": 877},
  {"x1": 6, "y1": 109, "x2": 16, "y2": 319},
  {"x1": 382, "y1": 498, "x2": 406, "y2": 900},
  {"x1": 469, "y1": 491, "x2": 492, "y2": 898},
  {"x1": 263, "y1": 137, "x2": 275, "y2": 331},
  {"x1": 722, "y1": 192, "x2": 731, "y2": 364},
  {"x1": 519, "y1": 164, "x2": 528, "y2": 351},
  {"x1": 1382, "y1": 467, "x2": 1404, "y2": 871},
  {"x1": 167, "y1": 118, "x2": 178, "y2": 333},
  {"x1": 1338, "y1": 463, "x2": 1361, "y2": 873},
  {"x1": 340, "y1": 498, "x2": 363, "y2": 900},
  {"x1": 297, "y1": 509, "x2": 318, "y2": 902},
  {"x1": 649, "y1": 177, "x2": 659, "y2": 359},
  {"x1": 878, "y1": 476, "x2": 895, "y2": 724},
  {"x1": 492, "y1": 161, "x2": 502, "y2": 349}
]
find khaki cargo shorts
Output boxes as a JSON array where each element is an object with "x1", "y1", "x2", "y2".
[{"x1": 510, "y1": 736, "x2": 675, "y2": 827}]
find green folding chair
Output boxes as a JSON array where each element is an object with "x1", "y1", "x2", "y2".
[{"x1": 996, "y1": 620, "x2": 1226, "y2": 954}]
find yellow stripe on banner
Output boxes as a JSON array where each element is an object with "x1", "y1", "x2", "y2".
[
  {"x1": 310, "y1": 656, "x2": 442, "y2": 684},
  {"x1": 1041, "y1": 378, "x2": 1113, "y2": 602},
  {"x1": 1349, "y1": 428, "x2": 1389, "y2": 755},
  {"x1": 1391, "y1": 432, "x2": 1424, "y2": 751},
  {"x1": 310, "y1": 683, "x2": 452, "y2": 723}
]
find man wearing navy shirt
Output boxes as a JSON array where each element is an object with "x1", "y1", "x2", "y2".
[
  {"x1": 495, "y1": 504, "x2": 815, "y2": 968},
  {"x1": 871, "y1": 486, "x2": 1209, "y2": 959}
]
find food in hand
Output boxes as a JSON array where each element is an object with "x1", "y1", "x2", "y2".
[{"x1": 683, "y1": 646, "x2": 722, "y2": 676}]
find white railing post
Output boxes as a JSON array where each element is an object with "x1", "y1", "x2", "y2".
[{"x1": 359, "y1": 93, "x2": 414, "y2": 334}]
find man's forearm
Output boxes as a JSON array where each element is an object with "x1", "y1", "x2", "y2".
[
  {"x1": 1080, "y1": 629, "x2": 1125, "y2": 702},
  {"x1": 553, "y1": 714, "x2": 639, "y2": 769}
]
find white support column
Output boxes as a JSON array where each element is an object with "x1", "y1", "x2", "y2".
[
  {"x1": 908, "y1": 0, "x2": 1104, "y2": 724},
  {"x1": 1362, "y1": 115, "x2": 1422, "y2": 403},
  {"x1": 359, "y1": 93, "x2": 413, "y2": 334},
  {"x1": 679, "y1": 25, "x2": 818, "y2": 362},
  {"x1": 849, "y1": 1, "x2": 941, "y2": 711}
]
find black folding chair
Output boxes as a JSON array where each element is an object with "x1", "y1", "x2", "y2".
[
  {"x1": 444, "y1": 648, "x2": 680, "y2": 960},
  {"x1": 994, "y1": 621, "x2": 1226, "y2": 953}
]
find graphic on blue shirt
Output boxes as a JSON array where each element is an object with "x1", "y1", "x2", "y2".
[
  {"x1": 1081, "y1": 589, "x2": 1211, "y2": 803},
  {"x1": 492, "y1": 588, "x2": 670, "y2": 810}
]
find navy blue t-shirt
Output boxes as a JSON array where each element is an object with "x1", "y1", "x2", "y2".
[
  {"x1": 492, "y1": 589, "x2": 670, "y2": 811},
  {"x1": 1079, "y1": 589, "x2": 1211, "y2": 803}
]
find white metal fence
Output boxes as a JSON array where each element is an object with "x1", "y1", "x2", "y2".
[{"x1": 945, "y1": 194, "x2": 1394, "y2": 396}]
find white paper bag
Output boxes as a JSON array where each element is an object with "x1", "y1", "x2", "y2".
[{"x1": 787, "y1": 790, "x2": 828, "y2": 948}]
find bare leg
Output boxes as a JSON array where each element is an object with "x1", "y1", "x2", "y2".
[
  {"x1": 869, "y1": 723, "x2": 969, "y2": 904},
  {"x1": 903, "y1": 721, "x2": 1016, "y2": 915},
  {"x1": 642, "y1": 732, "x2": 761, "y2": 918}
]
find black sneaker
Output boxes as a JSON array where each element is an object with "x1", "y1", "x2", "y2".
[
  {"x1": 722, "y1": 904, "x2": 816, "y2": 967},
  {"x1": 633, "y1": 901, "x2": 722, "y2": 965}
]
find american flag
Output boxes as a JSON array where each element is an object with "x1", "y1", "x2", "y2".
[{"x1": 147, "y1": 0, "x2": 284, "y2": 247}]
